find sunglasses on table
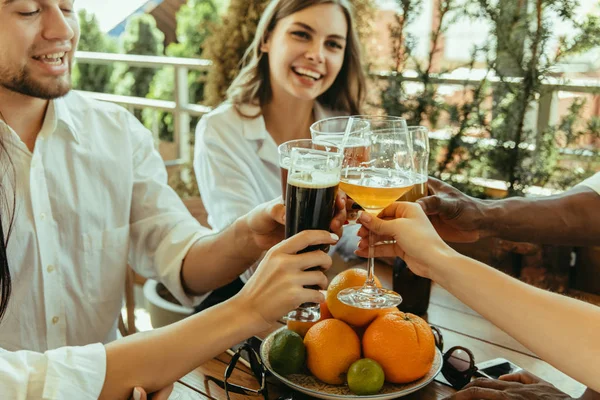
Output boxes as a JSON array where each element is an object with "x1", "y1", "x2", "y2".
[
  {"x1": 430, "y1": 325, "x2": 478, "y2": 390},
  {"x1": 204, "y1": 340, "x2": 269, "y2": 400}
]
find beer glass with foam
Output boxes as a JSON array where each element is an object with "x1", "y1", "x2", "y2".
[{"x1": 285, "y1": 147, "x2": 343, "y2": 322}]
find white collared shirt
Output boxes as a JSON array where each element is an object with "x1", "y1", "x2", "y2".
[
  {"x1": 194, "y1": 102, "x2": 355, "y2": 282},
  {"x1": 0, "y1": 91, "x2": 211, "y2": 398},
  {"x1": 579, "y1": 172, "x2": 600, "y2": 194}
]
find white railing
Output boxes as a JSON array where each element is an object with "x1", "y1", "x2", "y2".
[
  {"x1": 75, "y1": 52, "x2": 600, "y2": 169},
  {"x1": 75, "y1": 51, "x2": 212, "y2": 168}
]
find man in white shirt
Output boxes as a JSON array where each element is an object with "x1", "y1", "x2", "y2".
[{"x1": 0, "y1": 1, "x2": 344, "y2": 398}]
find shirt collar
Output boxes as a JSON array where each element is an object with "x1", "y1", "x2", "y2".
[{"x1": 51, "y1": 95, "x2": 79, "y2": 143}]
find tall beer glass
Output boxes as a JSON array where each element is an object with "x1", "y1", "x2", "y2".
[
  {"x1": 337, "y1": 116, "x2": 415, "y2": 309},
  {"x1": 285, "y1": 147, "x2": 343, "y2": 322},
  {"x1": 310, "y1": 117, "x2": 371, "y2": 221},
  {"x1": 278, "y1": 139, "x2": 340, "y2": 199},
  {"x1": 395, "y1": 126, "x2": 432, "y2": 315}
]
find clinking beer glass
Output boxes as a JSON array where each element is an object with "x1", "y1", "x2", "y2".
[
  {"x1": 395, "y1": 126, "x2": 432, "y2": 315},
  {"x1": 284, "y1": 145, "x2": 343, "y2": 322}
]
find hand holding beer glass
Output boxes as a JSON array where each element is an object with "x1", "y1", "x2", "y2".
[
  {"x1": 337, "y1": 116, "x2": 415, "y2": 309},
  {"x1": 284, "y1": 144, "x2": 343, "y2": 322}
]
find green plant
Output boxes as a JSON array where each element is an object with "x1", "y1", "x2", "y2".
[
  {"x1": 144, "y1": 0, "x2": 221, "y2": 142},
  {"x1": 111, "y1": 14, "x2": 165, "y2": 106},
  {"x1": 202, "y1": 0, "x2": 269, "y2": 107},
  {"x1": 73, "y1": 9, "x2": 118, "y2": 93},
  {"x1": 380, "y1": 0, "x2": 600, "y2": 197}
]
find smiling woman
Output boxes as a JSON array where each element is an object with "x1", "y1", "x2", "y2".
[{"x1": 193, "y1": 0, "x2": 366, "y2": 302}]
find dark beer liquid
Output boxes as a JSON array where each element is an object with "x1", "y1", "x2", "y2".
[
  {"x1": 285, "y1": 175, "x2": 338, "y2": 294},
  {"x1": 393, "y1": 258, "x2": 431, "y2": 315},
  {"x1": 280, "y1": 166, "x2": 289, "y2": 199}
]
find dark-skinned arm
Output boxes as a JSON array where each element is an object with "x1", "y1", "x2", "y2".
[{"x1": 417, "y1": 177, "x2": 600, "y2": 246}]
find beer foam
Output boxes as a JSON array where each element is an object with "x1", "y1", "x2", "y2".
[{"x1": 288, "y1": 171, "x2": 339, "y2": 188}]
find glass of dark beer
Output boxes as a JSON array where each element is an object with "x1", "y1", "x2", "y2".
[
  {"x1": 395, "y1": 126, "x2": 432, "y2": 315},
  {"x1": 285, "y1": 147, "x2": 343, "y2": 322},
  {"x1": 310, "y1": 117, "x2": 371, "y2": 222},
  {"x1": 278, "y1": 139, "x2": 340, "y2": 200},
  {"x1": 278, "y1": 139, "x2": 313, "y2": 200}
]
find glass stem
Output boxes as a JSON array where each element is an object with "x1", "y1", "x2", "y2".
[{"x1": 365, "y1": 229, "x2": 376, "y2": 287}]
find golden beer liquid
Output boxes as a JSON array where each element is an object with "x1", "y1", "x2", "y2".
[
  {"x1": 399, "y1": 181, "x2": 427, "y2": 202},
  {"x1": 340, "y1": 168, "x2": 413, "y2": 214}
]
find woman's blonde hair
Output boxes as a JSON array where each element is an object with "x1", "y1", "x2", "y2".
[{"x1": 227, "y1": 0, "x2": 366, "y2": 117}]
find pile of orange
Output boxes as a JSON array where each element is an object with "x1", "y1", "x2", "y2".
[{"x1": 286, "y1": 268, "x2": 436, "y2": 388}]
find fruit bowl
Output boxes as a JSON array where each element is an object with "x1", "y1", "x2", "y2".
[{"x1": 260, "y1": 327, "x2": 443, "y2": 400}]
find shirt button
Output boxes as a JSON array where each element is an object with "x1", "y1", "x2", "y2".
[
  {"x1": 47, "y1": 265, "x2": 55, "y2": 273},
  {"x1": 52, "y1": 316, "x2": 59, "y2": 325}
]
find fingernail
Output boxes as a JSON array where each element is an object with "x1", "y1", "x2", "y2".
[
  {"x1": 360, "y1": 212, "x2": 371, "y2": 222},
  {"x1": 330, "y1": 233, "x2": 339, "y2": 241},
  {"x1": 133, "y1": 388, "x2": 142, "y2": 400}
]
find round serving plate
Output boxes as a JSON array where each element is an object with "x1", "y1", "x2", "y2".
[{"x1": 260, "y1": 327, "x2": 443, "y2": 400}]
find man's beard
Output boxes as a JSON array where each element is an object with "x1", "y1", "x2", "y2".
[{"x1": 0, "y1": 63, "x2": 72, "y2": 100}]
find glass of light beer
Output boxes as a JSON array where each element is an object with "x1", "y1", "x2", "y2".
[
  {"x1": 400, "y1": 126, "x2": 430, "y2": 201},
  {"x1": 337, "y1": 115, "x2": 415, "y2": 309},
  {"x1": 285, "y1": 147, "x2": 343, "y2": 322},
  {"x1": 310, "y1": 117, "x2": 371, "y2": 222},
  {"x1": 395, "y1": 126, "x2": 432, "y2": 315},
  {"x1": 277, "y1": 139, "x2": 340, "y2": 200}
]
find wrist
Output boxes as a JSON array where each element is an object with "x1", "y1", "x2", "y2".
[
  {"x1": 476, "y1": 199, "x2": 499, "y2": 238},
  {"x1": 234, "y1": 215, "x2": 263, "y2": 264},
  {"x1": 427, "y1": 244, "x2": 463, "y2": 286},
  {"x1": 228, "y1": 293, "x2": 272, "y2": 333}
]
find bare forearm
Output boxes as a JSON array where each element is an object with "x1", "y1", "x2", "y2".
[
  {"x1": 181, "y1": 216, "x2": 262, "y2": 295},
  {"x1": 432, "y1": 250, "x2": 600, "y2": 392},
  {"x1": 100, "y1": 297, "x2": 267, "y2": 400},
  {"x1": 481, "y1": 186, "x2": 600, "y2": 246}
]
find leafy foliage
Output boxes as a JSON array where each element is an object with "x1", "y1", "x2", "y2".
[
  {"x1": 144, "y1": 0, "x2": 221, "y2": 141},
  {"x1": 73, "y1": 10, "x2": 118, "y2": 93},
  {"x1": 111, "y1": 14, "x2": 165, "y2": 102},
  {"x1": 380, "y1": 0, "x2": 600, "y2": 197}
]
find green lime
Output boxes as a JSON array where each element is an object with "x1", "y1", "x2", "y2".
[
  {"x1": 268, "y1": 329, "x2": 306, "y2": 376},
  {"x1": 347, "y1": 358, "x2": 385, "y2": 396}
]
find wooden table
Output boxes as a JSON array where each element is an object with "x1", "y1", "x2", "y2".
[{"x1": 173, "y1": 263, "x2": 586, "y2": 400}]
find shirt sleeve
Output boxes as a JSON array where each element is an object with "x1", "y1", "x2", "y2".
[
  {"x1": 125, "y1": 112, "x2": 213, "y2": 307},
  {"x1": 194, "y1": 114, "x2": 271, "y2": 283},
  {"x1": 0, "y1": 343, "x2": 106, "y2": 400},
  {"x1": 193, "y1": 114, "x2": 264, "y2": 231},
  {"x1": 578, "y1": 172, "x2": 600, "y2": 195}
]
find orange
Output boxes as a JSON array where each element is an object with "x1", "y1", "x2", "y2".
[
  {"x1": 326, "y1": 269, "x2": 396, "y2": 327},
  {"x1": 304, "y1": 319, "x2": 361, "y2": 385},
  {"x1": 287, "y1": 301, "x2": 332, "y2": 338},
  {"x1": 363, "y1": 312, "x2": 435, "y2": 384}
]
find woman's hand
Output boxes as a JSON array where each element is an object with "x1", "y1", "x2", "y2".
[
  {"x1": 238, "y1": 230, "x2": 338, "y2": 325},
  {"x1": 354, "y1": 202, "x2": 453, "y2": 280},
  {"x1": 245, "y1": 193, "x2": 346, "y2": 254}
]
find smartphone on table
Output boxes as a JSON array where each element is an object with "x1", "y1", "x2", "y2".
[{"x1": 475, "y1": 358, "x2": 522, "y2": 379}]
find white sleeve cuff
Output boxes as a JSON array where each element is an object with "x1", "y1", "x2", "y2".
[
  {"x1": 43, "y1": 343, "x2": 107, "y2": 399},
  {"x1": 578, "y1": 172, "x2": 600, "y2": 195}
]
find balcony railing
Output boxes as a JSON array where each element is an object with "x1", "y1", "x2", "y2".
[
  {"x1": 76, "y1": 51, "x2": 212, "y2": 168},
  {"x1": 75, "y1": 51, "x2": 599, "y2": 172}
]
